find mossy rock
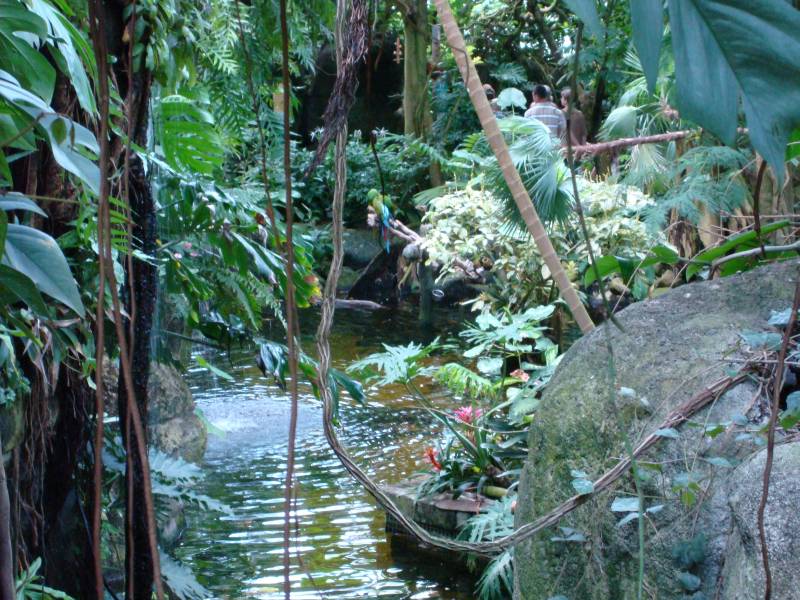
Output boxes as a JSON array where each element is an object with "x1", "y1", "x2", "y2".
[
  {"x1": 105, "y1": 361, "x2": 207, "y2": 463},
  {"x1": 514, "y1": 260, "x2": 799, "y2": 599}
]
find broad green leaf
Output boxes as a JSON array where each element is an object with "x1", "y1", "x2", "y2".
[
  {"x1": 630, "y1": 0, "x2": 663, "y2": 94},
  {"x1": 687, "y1": 219, "x2": 790, "y2": 279},
  {"x1": 788, "y1": 128, "x2": 800, "y2": 161},
  {"x1": 2, "y1": 223, "x2": 84, "y2": 315},
  {"x1": 0, "y1": 70, "x2": 99, "y2": 193},
  {"x1": 0, "y1": 1, "x2": 55, "y2": 102},
  {"x1": 0, "y1": 209, "x2": 5, "y2": 260},
  {"x1": 26, "y1": 0, "x2": 96, "y2": 113},
  {"x1": 563, "y1": 0, "x2": 603, "y2": 38},
  {"x1": 0, "y1": 192, "x2": 47, "y2": 216},
  {"x1": 0, "y1": 263, "x2": 49, "y2": 315},
  {"x1": 666, "y1": 0, "x2": 800, "y2": 179}
]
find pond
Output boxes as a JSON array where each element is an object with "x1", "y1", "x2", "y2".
[{"x1": 174, "y1": 305, "x2": 479, "y2": 599}]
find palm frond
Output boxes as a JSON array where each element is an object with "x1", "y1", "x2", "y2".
[{"x1": 491, "y1": 63, "x2": 528, "y2": 86}]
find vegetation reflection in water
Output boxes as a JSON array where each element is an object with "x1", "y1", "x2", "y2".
[{"x1": 175, "y1": 306, "x2": 477, "y2": 599}]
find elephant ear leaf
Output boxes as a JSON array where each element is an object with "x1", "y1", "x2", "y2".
[
  {"x1": 666, "y1": 0, "x2": 800, "y2": 181},
  {"x1": 1, "y1": 223, "x2": 85, "y2": 316}
]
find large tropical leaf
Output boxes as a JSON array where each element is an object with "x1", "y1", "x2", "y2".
[
  {"x1": 0, "y1": 0, "x2": 55, "y2": 102},
  {"x1": 0, "y1": 70, "x2": 100, "y2": 193},
  {"x1": 26, "y1": 0, "x2": 96, "y2": 113},
  {"x1": 0, "y1": 192, "x2": 47, "y2": 216},
  {"x1": 2, "y1": 223, "x2": 84, "y2": 315},
  {"x1": 666, "y1": 0, "x2": 800, "y2": 177},
  {"x1": 629, "y1": 0, "x2": 663, "y2": 93},
  {"x1": 563, "y1": 0, "x2": 603, "y2": 38}
]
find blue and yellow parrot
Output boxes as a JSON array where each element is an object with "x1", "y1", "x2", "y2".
[{"x1": 368, "y1": 188, "x2": 394, "y2": 253}]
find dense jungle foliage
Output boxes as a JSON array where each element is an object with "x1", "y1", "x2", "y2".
[{"x1": 0, "y1": 0, "x2": 799, "y2": 598}]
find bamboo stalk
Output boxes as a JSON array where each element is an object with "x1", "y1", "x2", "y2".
[{"x1": 432, "y1": 0, "x2": 594, "y2": 333}]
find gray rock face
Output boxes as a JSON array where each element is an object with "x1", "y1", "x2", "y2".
[
  {"x1": 106, "y1": 361, "x2": 207, "y2": 463},
  {"x1": 720, "y1": 443, "x2": 800, "y2": 600},
  {"x1": 343, "y1": 228, "x2": 383, "y2": 269},
  {"x1": 513, "y1": 260, "x2": 800, "y2": 600}
]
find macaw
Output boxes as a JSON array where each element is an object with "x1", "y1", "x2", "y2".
[{"x1": 367, "y1": 188, "x2": 393, "y2": 253}]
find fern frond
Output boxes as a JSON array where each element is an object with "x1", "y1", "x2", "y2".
[{"x1": 435, "y1": 363, "x2": 496, "y2": 398}]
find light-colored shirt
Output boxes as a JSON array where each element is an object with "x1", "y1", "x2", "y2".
[{"x1": 524, "y1": 101, "x2": 566, "y2": 140}]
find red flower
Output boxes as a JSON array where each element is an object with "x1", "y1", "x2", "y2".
[
  {"x1": 454, "y1": 406, "x2": 483, "y2": 424},
  {"x1": 424, "y1": 447, "x2": 442, "y2": 471}
]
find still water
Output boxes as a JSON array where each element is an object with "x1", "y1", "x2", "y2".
[{"x1": 175, "y1": 306, "x2": 478, "y2": 599}]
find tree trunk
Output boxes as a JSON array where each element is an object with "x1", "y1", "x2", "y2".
[
  {"x1": 432, "y1": 0, "x2": 595, "y2": 334},
  {"x1": 118, "y1": 155, "x2": 158, "y2": 600},
  {"x1": 107, "y1": 2, "x2": 159, "y2": 594},
  {"x1": 0, "y1": 432, "x2": 13, "y2": 600},
  {"x1": 402, "y1": 0, "x2": 430, "y2": 138}
]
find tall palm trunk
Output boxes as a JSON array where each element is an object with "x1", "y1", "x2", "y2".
[
  {"x1": 432, "y1": 0, "x2": 594, "y2": 334},
  {"x1": 402, "y1": 0, "x2": 430, "y2": 138}
]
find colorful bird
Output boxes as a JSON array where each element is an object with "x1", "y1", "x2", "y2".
[{"x1": 367, "y1": 188, "x2": 393, "y2": 253}]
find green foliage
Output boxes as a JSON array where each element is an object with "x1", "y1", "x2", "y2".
[
  {"x1": 2, "y1": 220, "x2": 84, "y2": 316},
  {"x1": 435, "y1": 363, "x2": 497, "y2": 398},
  {"x1": 644, "y1": 146, "x2": 752, "y2": 232},
  {"x1": 685, "y1": 220, "x2": 792, "y2": 279},
  {"x1": 258, "y1": 340, "x2": 364, "y2": 422},
  {"x1": 296, "y1": 130, "x2": 432, "y2": 225},
  {"x1": 348, "y1": 340, "x2": 439, "y2": 386},
  {"x1": 422, "y1": 180, "x2": 663, "y2": 313},
  {"x1": 665, "y1": 0, "x2": 800, "y2": 177},
  {"x1": 487, "y1": 117, "x2": 574, "y2": 226},
  {"x1": 15, "y1": 557, "x2": 75, "y2": 599},
  {"x1": 459, "y1": 498, "x2": 515, "y2": 600},
  {"x1": 154, "y1": 95, "x2": 224, "y2": 175},
  {"x1": 160, "y1": 552, "x2": 211, "y2": 600}
]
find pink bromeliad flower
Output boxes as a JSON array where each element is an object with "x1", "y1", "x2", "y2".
[
  {"x1": 510, "y1": 369, "x2": 530, "y2": 382},
  {"x1": 453, "y1": 406, "x2": 483, "y2": 424}
]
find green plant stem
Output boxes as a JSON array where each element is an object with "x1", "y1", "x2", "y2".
[
  {"x1": 758, "y1": 280, "x2": 800, "y2": 600},
  {"x1": 565, "y1": 24, "x2": 644, "y2": 600}
]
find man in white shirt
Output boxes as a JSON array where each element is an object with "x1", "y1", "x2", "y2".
[{"x1": 524, "y1": 84, "x2": 566, "y2": 140}]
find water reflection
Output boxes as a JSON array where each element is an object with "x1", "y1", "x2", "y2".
[{"x1": 175, "y1": 306, "x2": 477, "y2": 599}]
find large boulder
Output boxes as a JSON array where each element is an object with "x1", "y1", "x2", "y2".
[
  {"x1": 514, "y1": 260, "x2": 800, "y2": 599},
  {"x1": 105, "y1": 361, "x2": 207, "y2": 463},
  {"x1": 720, "y1": 443, "x2": 800, "y2": 599},
  {"x1": 343, "y1": 228, "x2": 383, "y2": 269}
]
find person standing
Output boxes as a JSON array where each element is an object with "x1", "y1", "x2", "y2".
[
  {"x1": 560, "y1": 87, "x2": 588, "y2": 147},
  {"x1": 524, "y1": 84, "x2": 566, "y2": 140}
]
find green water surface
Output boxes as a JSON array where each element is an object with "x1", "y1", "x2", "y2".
[{"x1": 175, "y1": 306, "x2": 478, "y2": 599}]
